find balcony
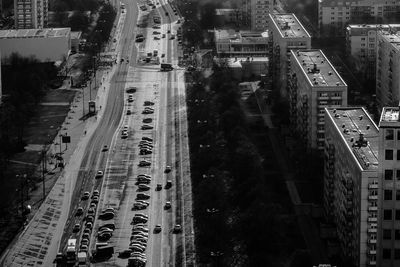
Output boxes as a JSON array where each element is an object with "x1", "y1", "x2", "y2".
[
  {"x1": 368, "y1": 238, "x2": 377, "y2": 244},
  {"x1": 368, "y1": 228, "x2": 377, "y2": 233},
  {"x1": 368, "y1": 249, "x2": 376, "y2": 255},
  {"x1": 368, "y1": 217, "x2": 378, "y2": 222},
  {"x1": 368, "y1": 183, "x2": 378, "y2": 189},
  {"x1": 368, "y1": 260, "x2": 376, "y2": 266},
  {"x1": 368, "y1": 206, "x2": 378, "y2": 212},
  {"x1": 368, "y1": 195, "x2": 378, "y2": 201}
]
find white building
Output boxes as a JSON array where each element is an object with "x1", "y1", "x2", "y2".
[
  {"x1": 346, "y1": 24, "x2": 400, "y2": 78},
  {"x1": 376, "y1": 31, "x2": 400, "y2": 111},
  {"x1": 318, "y1": 0, "x2": 400, "y2": 36},
  {"x1": 268, "y1": 13, "x2": 311, "y2": 96},
  {"x1": 288, "y1": 49, "x2": 347, "y2": 150},
  {"x1": 225, "y1": 57, "x2": 269, "y2": 80},
  {"x1": 0, "y1": 28, "x2": 71, "y2": 63},
  {"x1": 14, "y1": 0, "x2": 48, "y2": 29},
  {"x1": 214, "y1": 29, "x2": 269, "y2": 57},
  {"x1": 324, "y1": 107, "x2": 379, "y2": 267}
]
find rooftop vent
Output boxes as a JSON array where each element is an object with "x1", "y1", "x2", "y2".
[
  {"x1": 353, "y1": 133, "x2": 368, "y2": 148},
  {"x1": 359, "y1": 115, "x2": 363, "y2": 120},
  {"x1": 336, "y1": 82, "x2": 340, "y2": 86},
  {"x1": 328, "y1": 71, "x2": 332, "y2": 75},
  {"x1": 367, "y1": 125, "x2": 370, "y2": 130},
  {"x1": 334, "y1": 113, "x2": 340, "y2": 118}
]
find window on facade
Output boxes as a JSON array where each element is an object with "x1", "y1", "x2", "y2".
[
  {"x1": 397, "y1": 190, "x2": 400, "y2": 201},
  {"x1": 386, "y1": 150, "x2": 394, "y2": 160},
  {"x1": 386, "y1": 129, "x2": 394, "y2": 140},
  {"x1": 383, "y1": 248, "x2": 392, "y2": 259},
  {"x1": 385, "y1": 190, "x2": 393, "y2": 201},
  {"x1": 395, "y1": 249, "x2": 400, "y2": 260},
  {"x1": 384, "y1": 229, "x2": 392, "y2": 240},
  {"x1": 395, "y1": 230, "x2": 400, "y2": 240},
  {"x1": 398, "y1": 150, "x2": 400, "y2": 161},
  {"x1": 397, "y1": 171, "x2": 400, "y2": 181},
  {"x1": 384, "y1": 209, "x2": 393, "y2": 220},
  {"x1": 385, "y1": 170, "x2": 394, "y2": 180}
]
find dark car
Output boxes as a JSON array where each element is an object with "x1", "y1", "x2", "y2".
[
  {"x1": 142, "y1": 118, "x2": 152, "y2": 123},
  {"x1": 118, "y1": 249, "x2": 132, "y2": 258}
]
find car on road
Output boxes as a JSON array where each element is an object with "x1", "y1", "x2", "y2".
[
  {"x1": 138, "y1": 160, "x2": 151, "y2": 167},
  {"x1": 132, "y1": 217, "x2": 147, "y2": 224},
  {"x1": 76, "y1": 207, "x2": 84, "y2": 216},
  {"x1": 81, "y1": 238, "x2": 89, "y2": 247},
  {"x1": 82, "y1": 233, "x2": 90, "y2": 240},
  {"x1": 73, "y1": 223, "x2": 81, "y2": 232},
  {"x1": 164, "y1": 201, "x2": 171, "y2": 210},
  {"x1": 85, "y1": 222, "x2": 93, "y2": 229},
  {"x1": 142, "y1": 118, "x2": 152, "y2": 123},
  {"x1": 85, "y1": 215, "x2": 94, "y2": 223},
  {"x1": 154, "y1": 224, "x2": 162, "y2": 233},
  {"x1": 173, "y1": 224, "x2": 182, "y2": 233},
  {"x1": 128, "y1": 97, "x2": 134, "y2": 103},
  {"x1": 144, "y1": 101, "x2": 154, "y2": 106},
  {"x1": 153, "y1": 31, "x2": 160, "y2": 35},
  {"x1": 154, "y1": 36, "x2": 160, "y2": 40},
  {"x1": 136, "y1": 193, "x2": 150, "y2": 200},
  {"x1": 83, "y1": 228, "x2": 91, "y2": 235},
  {"x1": 126, "y1": 87, "x2": 137, "y2": 93},
  {"x1": 91, "y1": 196, "x2": 99, "y2": 204},
  {"x1": 82, "y1": 191, "x2": 90, "y2": 200},
  {"x1": 167, "y1": 30, "x2": 171, "y2": 33},
  {"x1": 142, "y1": 137, "x2": 153, "y2": 142},
  {"x1": 164, "y1": 165, "x2": 172, "y2": 173},
  {"x1": 95, "y1": 170, "x2": 104, "y2": 178},
  {"x1": 87, "y1": 208, "x2": 95, "y2": 215},
  {"x1": 134, "y1": 213, "x2": 148, "y2": 219},
  {"x1": 156, "y1": 184, "x2": 162, "y2": 191},
  {"x1": 138, "y1": 184, "x2": 150, "y2": 191},
  {"x1": 166, "y1": 180, "x2": 172, "y2": 189},
  {"x1": 80, "y1": 244, "x2": 88, "y2": 252},
  {"x1": 102, "y1": 145, "x2": 108, "y2": 152},
  {"x1": 118, "y1": 249, "x2": 132, "y2": 258},
  {"x1": 142, "y1": 109, "x2": 154, "y2": 114},
  {"x1": 126, "y1": 109, "x2": 132, "y2": 115},
  {"x1": 165, "y1": 12, "x2": 169, "y2": 16}
]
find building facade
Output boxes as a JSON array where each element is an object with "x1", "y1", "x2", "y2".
[
  {"x1": 346, "y1": 24, "x2": 400, "y2": 79},
  {"x1": 214, "y1": 29, "x2": 269, "y2": 57},
  {"x1": 215, "y1": 9, "x2": 242, "y2": 25},
  {"x1": 377, "y1": 107, "x2": 400, "y2": 267},
  {"x1": 0, "y1": 28, "x2": 71, "y2": 63},
  {"x1": 319, "y1": 0, "x2": 400, "y2": 36},
  {"x1": 241, "y1": 0, "x2": 275, "y2": 31},
  {"x1": 324, "y1": 107, "x2": 379, "y2": 267},
  {"x1": 268, "y1": 13, "x2": 311, "y2": 97},
  {"x1": 288, "y1": 49, "x2": 347, "y2": 150},
  {"x1": 14, "y1": 0, "x2": 48, "y2": 29},
  {"x1": 376, "y1": 31, "x2": 400, "y2": 111}
]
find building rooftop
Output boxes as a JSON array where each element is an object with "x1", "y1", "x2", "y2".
[
  {"x1": 326, "y1": 107, "x2": 379, "y2": 170},
  {"x1": 347, "y1": 24, "x2": 400, "y2": 35},
  {"x1": 320, "y1": 0, "x2": 393, "y2": 6},
  {"x1": 379, "y1": 107, "x2": 400, "y2": 127},
  {"x1": 269, "y1": 13, "x2": 311, "y2": 39},
  {"x1": 379, "y1": 31, "x2": 400, "y2": 51},
  {"x1": 291, "y1": 49, "x2": 347, "y2": 87},
  {"x1": 215, "y1": 8, "x2": 238, "y2": 15},
  {"x1": 0, "y1": 28, "x2": 71, "y2": 39},
  {"x1": 227, "y1": 57, "x2": 269, "y2": 68},
  {"x1": 214, "y1": 29, "x2": 269, "y2": 43}
]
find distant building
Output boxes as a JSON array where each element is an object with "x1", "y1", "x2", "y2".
[
  {"x1": 14, "y1": 0, "x2": 48, "y2": 29},
  {"x1": 70, "y1": 31, "x2": 82, "y2": 53},
  {"x1": 268, "y1": 13, "x2": 311, "y2": 96},
  {"x1": 288, "y1": 49, "x2": 347, "y2": 150},
  {"x1": 377, "y1": 107, "x2": 400, "y2": 267},
  {"x1": 214, "y1": 29, "x2": 269, "y2": 57},
  {"x1": 224, "y1": 57, "x2": 269, "y2": 80},
  {"x1": 215, "y1": 9, "x2": 241, "y2": 25},
  {"x1": 318, "y1": 0, "x2": 400, "y2": 36},
  {"x1": 0, "y1": 28, "x2": 71, "y2": 63},
  {"x1": 241, "y1": 0, "x2": 275, "y2": 32},
  {"x1": 376, "y1": 31, "x2": 400, "y2": 111},
  {"x1": 346, "y1": 24, "x2": 400, "y2": 79},
  {"x1": 324, "y1": 107, "x2": 378, "y2": 267}
]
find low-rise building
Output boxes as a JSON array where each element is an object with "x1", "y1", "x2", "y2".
[
  {"x1": 346, "y1": 24, "x2": 400, "y2": 79},
  {"x1": 214, "y1": 29, "x2": 269, "y2": 57},
  {"x1": 225, "y1": 57, "x2": 268, "y2": 80},
  {"x1": 324, "y1": 107, "x2": 379, "y2": 267},
  {"x1": 0, "y1": 28, "x2": 71, "y2": 63},
  {"x1": 268, "y1": 13, "x2": 311, "y2": 96},
  {"x1": 376, "y1": 31, "x2": 400, "y2": 111},
  {"x1": 288, "y1": 49, "x2": 347, "y2": 150}
]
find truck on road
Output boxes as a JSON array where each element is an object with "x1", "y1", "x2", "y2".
[
  {"x1": 160, "y1": 63, "x2": 173, "y2": 71},
  {"x1": 66, "y1": 238, "x2": 77, "y2": 265},
  {"x1": 77, "y1": 252, "x2": 87, "y2": 265}
]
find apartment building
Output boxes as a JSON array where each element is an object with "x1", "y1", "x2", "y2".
[
  {"x1": 346, "y1": 24, "x2": 400, "y2": 78},
  {"x1": 214, "y1": 29, "x2": 269, "y2": 57},
  {"x1": 241, "y1": 0, "x2": 275, "y2": 31},
  {"x1": 14, "y1": 0, "x2": 48, "y2": 29},
  {"x1": 377, "y1": 107, "x2": 400, "y2": 267},
  {"x1": 319, "y1": 0, "x2": 400, "y2": 36},
  {"x1": 376, "y1": 31, "x2": 400, "y2": 111},
  {"x1": 215, "y1": 9, "x2": 242, "y2": 25},
  {"x1": 324, "y1": 107, "x2": 379, "y2": 267},
  {"x1": 288, "y1": 49, "x2": 347, "y2": 150},
  {"x1": 268, "y1": 13, "x2": 311, "y2": 96}
]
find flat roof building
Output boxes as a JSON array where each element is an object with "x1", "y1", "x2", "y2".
[
  {"x1": 324, "y1": 107, "x2": 379, "y2": 267},
  {"x1": 376, "y1": 31, "x2": 400, "y2": 111},
  {"x1": 346, "y1": 24, "x2": 400, "y2": 79},
  {"x1": 288, "y1": 49, "x2": 347, "y2": 150},
  {"x1": 268, "y1": 13, "x2": 311, "y2": 96},
  {"x1": 214, "y1": 29, "x2": 269, "y2": 57},
  {"x1": 0, "y1": 28, "x2": 71, "y2": 63}
]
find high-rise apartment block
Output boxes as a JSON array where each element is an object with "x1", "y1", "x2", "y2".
[
  {"x1": 288, "y1": 49, "x2": 347, "y2": 150},
  {"x1": 241, "y1": 0, "x2": 275, "y2": 32},
  {"x1": 377, "y1": 107, "x2": 400, "y2": 267},
  {"x1": 268, "y1": 13, "x2": 311, "y2": 96},
  {"x1": 376, "y1": 31, "x2": 400, "y2": 111},
  {"x1": 319, "y1": 0, "x2": 400, "y2": 36},
  {"x1": 324, "y1": 107, "x2": 379, "y2": 267},
  {"x1": 14, "y1": 0, "x2": 48, "y2": 29},
  {"x1": 346, "y1": 24, "x2": 400, "y2": 79}
]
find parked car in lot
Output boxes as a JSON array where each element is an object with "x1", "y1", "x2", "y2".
[
  {"x1": 91, "y1": 196, "x2": 99, "y2": 204},
  {"x1": 126, "y1": 109, "x2": 132, "y2": 115},
  {"x1": 138, "y1": 160, "x2": 151, "y2": 167},
  {"x1": 165, "y1": 180, "x2": 172, "y2": 189},
  {"x1": 99, "y1": 211, "x2": 115, "y2": 220},
  {"x1": 154, "y1": 36, "x2": 160, "y2": 40},
  {"x1": 154, "y1": 224, "x2": 162, "y2": 233},
  {"x1": 156, "y1": 184, "x2": 162, "y2": 191},
  {"x1": 141, "y1": 124, "x2": 153, "y2": 130},
  {"x1": 140, "y1": 149, "x2": 152, "y2": 155},
  {"x1": 121, "y1": 132, "x2": 129, "y2": 139},
  {"x1": 142, "y1": 118, "x2": 152, "y2": 123},
  {"x1": 132, "y1": 217, "x2": 148, "y2": 224},
  {"x1": 102, "y1": 145, "x2": 108, "y2": 152},
  {"x1": 95, "y1": 170, "x2": 104, "y2": 178},
  {"x1": 82, "y1": 191, "x2": 90, "y2": 200},
  {"x1": 137, "y1": 174, "x2": 151, "y2": 179},
  {"x1": 76, "y1": 207, "x2": 84, "y2": 216},
  {"x1": 173, "y1": 224, "x2": 182, "y2": 233},
  {"x1": 126, "y1": 87, "x2": 137, "y2": 93},
  {"x1": 164, "y1": 201, "x2": 172, "y2": 210},
  {"x1": 136, "y1": 193, "x2": 150, "y2": 200},
  {"x1": 132, "y1": 203, "x2": 147, "y2": 210},
  {"x1": 142, "y1": 137, "x2": 153, "y2": 142},
  {"x1": 73, "y1": 223, "x2": 81, "y2": 232},
  {"x1": 144, "y1": 101, "x2": 154, "y2": 106},
  {"x1": 164, "y1": 165, "x2": 172, "y2": 173},
  {"x1": 138, "y1": 184, "x2": 150, "y2": 191},
  {"x1": 142, "y1": 109, "x2": 154, "y2": 114},
  {"x1": 98, "y1": 231, "x2": 112, "y2": 241}
]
